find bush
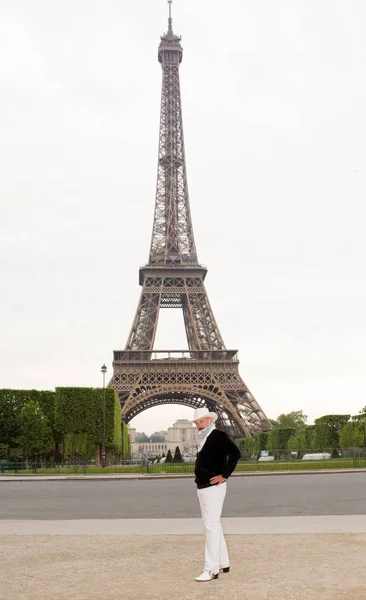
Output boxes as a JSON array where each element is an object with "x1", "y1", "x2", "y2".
[{"x1": 173, "y1": 446, "x2": 183, "y2": 463}]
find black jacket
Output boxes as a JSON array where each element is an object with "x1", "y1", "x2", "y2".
[{"x1": 194, "y1": 429, "x2": 241, "y2": 489}]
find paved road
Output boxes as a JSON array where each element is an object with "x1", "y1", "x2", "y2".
[{"x1": 0, "y1": 473, "x2": 365, "y2": 519}]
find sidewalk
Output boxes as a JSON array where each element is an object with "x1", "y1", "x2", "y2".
[
  {"x1": 2, "y1": 515, "x2": 366, "y2": 535},
  {"x1": 1, "y1": 517, "x2": 365, "y2": 600},
  {"x1": 1, "y1": 467, "x2": 366, "y2": 481}
]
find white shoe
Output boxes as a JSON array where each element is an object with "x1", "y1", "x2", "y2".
[{"x1": 195, "y1": 571, "x2": 219, "y2": 582}]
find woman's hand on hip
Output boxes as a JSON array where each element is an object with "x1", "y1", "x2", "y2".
[{"x1": 210, "y1": 475, "x2": 227, "y2": 485}]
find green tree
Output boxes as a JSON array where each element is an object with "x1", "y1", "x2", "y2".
[
  {"x1": 173, "y1": 446, "x2": 183, "y2": 463},
  {"x1": 351, "y1": 408, "x2": 366, "y2": 446},
  {"x1": 235, "y1": 436, "x2": 257, "y2": 458},
  {"x1": 18, "y1": 400, "x2": 53, "y2": 459},
  {"x1": 340, "y1": 422, "x2": 364, "y2": 449},
  {"x1": 276, "y1": 411, "x2": 308, "y2": 431},
  {"x1": 150, "y1": 433, "x2": 167, "y2": 442},
  {"x1": 36, "y1": 391, "x2": 60, "y2": 457},
  {"x1": 267, "y1": 428, "x2": 295, "y2": 452},
  {"x1": 304, "y1": 425, "x2": 316, "y2": 450},
  {"x1": 287, "y1": 432, "x2": 307, "y2": 454},
  {"x1": 0, "y1": 444, "x2": 8, "y2": 459},
  {"x1": 0, "y1": 389, "x2": 57, "y2": 457},
  {"x1": 135, "y1": 432, "x2": 149, "y2": 443},
  {"x1": 314, "y1": 414, "x2": 350, "y2": 453},
  {"x1": 235, "y1": 432, "x2": 268, "y2": 459},
  {"x1": 165, "y1": 449, "x2": 173, "y2": 463},
  {"x1": 0, "y1": 390, "x2": 31, "y2": 450},
  {"x1": 288, "y1": 425, "x2": 316, "y2": 454},
  {"x1": 0, "y1": 392, "x2": 19, "y2": 449}
]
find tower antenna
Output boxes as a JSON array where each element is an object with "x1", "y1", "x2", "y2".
[{"x1": 168, "y1": 0, "x2": 173, "y2": 34}]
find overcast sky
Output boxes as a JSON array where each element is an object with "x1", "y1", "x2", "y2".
[{"x1": 1, "y1": 0, "x2": 365, "y2": 435}]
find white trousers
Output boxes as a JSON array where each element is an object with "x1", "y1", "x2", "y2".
[{"x1": 197, "y1": 482, "x2": 229, "y2": 574}]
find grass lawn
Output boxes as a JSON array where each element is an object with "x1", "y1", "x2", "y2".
[
  {"x1": 2, "y1": 457, "x2": 365, "y2": 476},
  {"x1": 234, "y1": 459, "x2": 366, "y2": 471}
]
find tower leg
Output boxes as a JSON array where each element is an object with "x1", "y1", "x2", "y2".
[{"x1": 125, "y1": 286, "x2": 162, "y2": 351}]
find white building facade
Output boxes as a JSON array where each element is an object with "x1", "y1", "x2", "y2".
[{"x1": 129, "y1": 419, "x2": 197, "y2": 461}]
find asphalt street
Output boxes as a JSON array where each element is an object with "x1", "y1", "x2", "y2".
[{"x1": 0, "y1": 473, "x2": 365, "y2": 520}]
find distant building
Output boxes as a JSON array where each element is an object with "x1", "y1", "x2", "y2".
[
  {"x1": 129, "y1": 419, "x2": 197, "y2": 460},
  {"x1": 128, "y1": 427, "x2": 136, "y2": 444}
]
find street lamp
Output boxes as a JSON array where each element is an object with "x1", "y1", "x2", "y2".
[{"x1": 101, "y1": 364, "x2": 107, "y2": 468}]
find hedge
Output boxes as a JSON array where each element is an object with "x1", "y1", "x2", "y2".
[
  {"x1": 267, "y1": 427, "x2": 296, "y2": 451},
  {"x1": 121, "y1": 420, "x2": 130, "y2": 459},
  {"x1": 64, "y1": 433, "x2": 96, "y2": 460},
  {"x1": 1, "y1": 387, "x2": 130, "y2": 461},
  {"x1": 55, "y1": 387, "x2": 122, "y2": 454},
  {"x1": 314, "y1": 414, "x2": 350, "y2": 450},
  {"x1": 235, "y1": 431, "x2": 269, "y2": 457}
]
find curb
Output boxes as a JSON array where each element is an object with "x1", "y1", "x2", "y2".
[{"x1": 2, "y1": 515, "x2": 366, "y2": 536}]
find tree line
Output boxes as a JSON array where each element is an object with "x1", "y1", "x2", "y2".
[
  {"x1": 0, "y1": 388, "x2": 130, "y2": 466},
  {"x1": 135, "y1": 432, "x2": 167, "y2": 443},
  {"x1": 236, "y1": 409, "x2": 366, "y2": 458}
]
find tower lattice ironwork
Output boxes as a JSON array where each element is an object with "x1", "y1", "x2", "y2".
[{"x1": 108, "y1": 3, "x2": 271, "y2": 438}]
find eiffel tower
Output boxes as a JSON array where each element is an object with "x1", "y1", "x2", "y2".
[{"x1": 109, "y1": 2, "x2": 271, "y2": 438}]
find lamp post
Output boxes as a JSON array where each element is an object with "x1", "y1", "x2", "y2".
[{"x1": 101, "y1": 363, "x2": 107, "y2": 468}]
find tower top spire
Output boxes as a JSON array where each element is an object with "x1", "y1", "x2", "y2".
[
  {"x1": 159, "y1": 0, "x2": 182, "y2": 61},
  {"x1": 168, "y1": 0, "x2": 173, "y2": 34}
]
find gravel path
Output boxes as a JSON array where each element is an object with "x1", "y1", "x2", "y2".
[{"x1": 1, "y1": 533, "x2": 366, "y2": 600}]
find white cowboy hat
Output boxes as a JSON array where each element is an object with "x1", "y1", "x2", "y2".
[{"x1": 193, "y1": 407, "x2": 218, "y2": 423}]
